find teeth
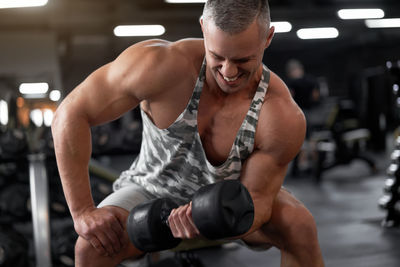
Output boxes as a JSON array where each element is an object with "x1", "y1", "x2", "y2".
[{"x1": 223, "y1": 75, "x2": 238, "y2": 82}]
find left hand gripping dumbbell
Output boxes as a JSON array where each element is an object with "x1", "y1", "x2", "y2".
[{"x1": 126, "y1": 180, "x2": 254, "y2": 252}]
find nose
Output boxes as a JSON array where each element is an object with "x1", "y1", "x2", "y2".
[{"x1": 220, "y1": 61, "x2": 238, "y2": 78}]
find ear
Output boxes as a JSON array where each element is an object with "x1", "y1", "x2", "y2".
[
  {"x1": 199, "y1": 16, "x2": 205, "y2": 33},
  {"x1": 264, "y1": 26, "x2": 275, "y2": 49}
]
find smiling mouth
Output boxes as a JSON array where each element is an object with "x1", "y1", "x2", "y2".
[
  {"x1": 223, "y1": 75, "x2": 239, "y2": 82},
  {"x1": 219, "y1": 72, "x2": 242, "y2": 83}
]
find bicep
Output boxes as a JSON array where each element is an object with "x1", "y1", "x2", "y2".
[
  {"x1": 239, "y1": 105, "x2": 305, "y2": 228},
  {"x1": 240, "y1": 150, "x2": 287, "y2": 216}
]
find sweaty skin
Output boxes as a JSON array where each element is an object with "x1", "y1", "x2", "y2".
[{"x1": 52, "y1": 18, "x2": 323, "y2": 267}]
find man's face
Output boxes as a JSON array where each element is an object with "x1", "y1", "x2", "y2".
[{"x1": 202, "y1": 19, "x2": 273, "y2": 94}]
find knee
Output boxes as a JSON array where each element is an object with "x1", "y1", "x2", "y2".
[
  {"x1": 75, "y1": 236, "x2": 97, "y2": 260},
  {"x1": 281, "y1": 204, "x2": 319, "y2": 249}
]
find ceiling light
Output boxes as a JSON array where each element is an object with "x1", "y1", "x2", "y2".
[
  {"x1": 114, "y1": 25, "x2": 166, "y2": 37},
  {"x1": 30, "y1": 109, "x2": 43, "y2": 127},
  {"x1": 0, "y1": 0, "x2": 48, "y2": 9},
  {"x1": 49, "y1": 90, "x2": 61, "y2": 101},
  {"x1": 19, "y1": 83, "x2": 49, "y2": 95},
  {"x1": 338, "y1": 9, "x2": 384, "y2": 20},
  {"x1": 22, "y1": 94, "x2": 47, "y2": 99},
  {"x1": 0, "y1": 100, "x2": 8, "y2": 126},
  {"x1": 297, "y1": 27, "x2": 339, "y2": 40},
  {"x1": 43, "y1": 109, "x2": 54, "y2": 127},
  {"x1": 165, "y1": 0, "x2": 206, "y2": 3},
  {"x1": 271, "y1": 21, "x2": 292, "y2": 33},
  {"x1": 365, "y1": 18, "x2": 400, "y2": 28}
]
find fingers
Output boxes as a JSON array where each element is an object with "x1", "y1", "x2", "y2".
[
  {"x1": 110, "y1": 218, "x2": 128, "y2": 248},
  {"x1": 103, "y1": 225, "x2": 121, "y2": 254},
  {"x1": 88, "y1": 236, "x2": 107, "y2": 256},
  {"x1": 168, "y1": 203, "x2": 200, "y2": 239},
  {"x1": 95, "y1": 231, "x2": 116, "y2": 256},
  {"x1": 84, "y1": 221, "x2": 121, "y2": 256},
  {"x1": 100, "y1": 212, "x2": 128, "y2": 255},
  {"x1": 113, "y1": 210, "x2": 130, "y2": 248}
]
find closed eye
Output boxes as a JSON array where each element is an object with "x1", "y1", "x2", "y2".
[
  {"x1": 212, "y1": 54, "x2": 224, "y2": 61},
  {"x1": 234, "y1": 58, "x2": 251, "y2": 64}
]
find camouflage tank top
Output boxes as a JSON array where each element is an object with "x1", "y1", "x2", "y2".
[{"x1": 113, "y1": 59, "x2": 270, "y2": 204}]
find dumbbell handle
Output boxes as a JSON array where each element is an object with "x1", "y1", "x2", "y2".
[{"x1": 160, "y1": 208, "x2": 172, "y2": 227}]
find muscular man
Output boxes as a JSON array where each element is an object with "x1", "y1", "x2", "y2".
[{"x1": 51, "y1": 1, "x2": 324, "y2": 266}]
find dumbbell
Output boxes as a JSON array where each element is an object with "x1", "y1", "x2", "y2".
[{"x1": 127, "y1": 179, "x2": 254, "y2": 252}]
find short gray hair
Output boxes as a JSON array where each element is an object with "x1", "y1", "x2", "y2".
[{"x1": 202, "y1": 0, "x2": 270, "y2": 35}]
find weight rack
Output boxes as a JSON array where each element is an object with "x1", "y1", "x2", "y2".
[{"x1": 379, "y1": 136, "x2": 400, "y2": 227}]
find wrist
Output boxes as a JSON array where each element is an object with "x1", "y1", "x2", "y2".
[{"x1": 71, "y1": 203, "x2": 96, "y2": 221}]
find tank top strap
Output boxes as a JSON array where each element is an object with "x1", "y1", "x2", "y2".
[
  {"x1": 249, "y1": 65, "x2": 270, "y2": 118},
  {"x1": 234, "y1": 65, "x2": 270, "y2": 160},
  {"x1": 182, "y1": 58, "x2": 207, "y2": 121}
]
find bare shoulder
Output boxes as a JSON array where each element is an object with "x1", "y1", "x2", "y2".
[
  {"x1": 107, "y1": 38, "x2": 204, "y2": 100},
  {"x1": 255, "y1": 70, "x2": 306, "y2": 165}
]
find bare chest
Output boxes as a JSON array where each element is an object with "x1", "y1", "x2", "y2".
[{"x1": 197, "y1": 93, "x2": 252, "y2": 166}]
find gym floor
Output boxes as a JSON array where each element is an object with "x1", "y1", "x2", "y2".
[{"x1": 117, "y1": 140, "x2": 400, "y2": 267}]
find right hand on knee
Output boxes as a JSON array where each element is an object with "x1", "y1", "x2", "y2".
[{"x1": 73, "y1": 207, "x2": 127, "y2": 257}]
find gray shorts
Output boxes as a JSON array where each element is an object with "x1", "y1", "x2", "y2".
[
  {"x1": 98, "y1": 183, "x2": 270, "y2": 252},
  {"x1": 97, "y1": 183, "x2": 155, "y2": 212}
]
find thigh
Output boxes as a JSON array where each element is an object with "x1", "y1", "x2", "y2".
[
  {"x1": 241, "y1": 187, "x2": 309, "y2": 250},
  {"x1": 98, "y1": 183, "x2": 155, "y2": 211}
]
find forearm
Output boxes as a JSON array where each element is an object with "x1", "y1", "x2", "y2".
[
  {"x1": 52, "y1": 108, "x2": 95, "y2": 220},
  {"x1": 240, "y1": 162, "x2": 288, "y2": 236},
  {"x1": 247, "y1": 191, "x2": 274, "y2": 232}
]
